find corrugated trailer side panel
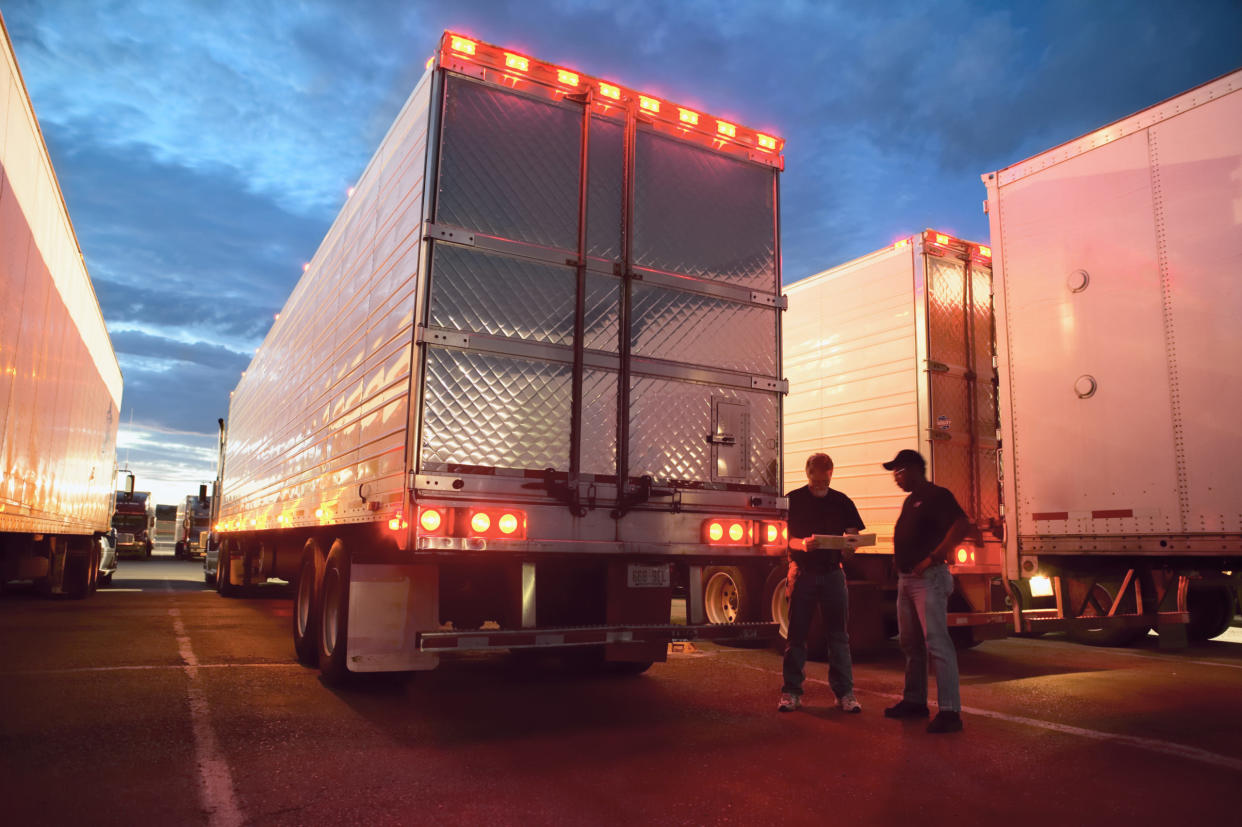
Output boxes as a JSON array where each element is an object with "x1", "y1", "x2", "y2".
[
  {"x1": 219, "y1": 69, "x2": 432, "y2": 535},
  {"x1": 0, "y1": 18, "x2": 121, "y2": 536},
  {"x1": 783, "y1": 243, "x2": 922, "y2": 546},
  {"x1": 986, "y1": 70, "x2": 1242, "y2": 556}
]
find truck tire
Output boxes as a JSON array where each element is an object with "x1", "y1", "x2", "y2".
[
  {"x1": 318, "y1": 542, "x2": 352, "y2": 686},
  {"x1": 217, "y1": 543, "x2": 238, "y2": 597},
  {"x1": 1187, "y1": 585, "x2": 1235, "y2": 642},
  {"x1": 293, "y1": 552, "x2": 320, "y2": 667},
  {"x1": 703, "y1": 565, "x2": 772, "y2": 649},
  {"x1": 64, "y1": 541, "x2": 92, "y2": 600}
]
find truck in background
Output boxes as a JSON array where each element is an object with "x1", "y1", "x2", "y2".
[
  {"x1": 982, "y1": 68, "x2": 1242, "y2": 645},
  {"x1": 111, "y1": 489, "x2": 153, "y2": 558},
  {"x1": 154, "y1": 503, "x2": 178, "y2": 550},
  {"x1": 783, "y1": 69, "x2": 1241, "y2": 649},
  {"x1": 0, "y1": 14, "x2": 124, "y2": 598},
  {"x1": 178, "y1": 487, "x2": 211, "y2": 558},
  {"x1": 782, "y1": 230, "x2": 1005, "y2": 649},
  {"x1": 215, "y1": 31, "x2": 789, "y2": 683}
]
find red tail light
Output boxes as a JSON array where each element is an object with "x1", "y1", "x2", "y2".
[
  {"x1": 702, "y1": 518, "x2": 752, "y2": 546},
  {"x1": 418, "y1": 507, "x2": 447, "y2": 535},
  {"x1": 760, "y1": 521, "x2": 788, "y2": 547},
  {"x1": 467, "y1": 508, "x2": 527, "y2": 540}
]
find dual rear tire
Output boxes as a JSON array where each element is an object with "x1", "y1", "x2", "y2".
[{"x1": 293, "y1": 542, "x2": 352, "y2": 686}]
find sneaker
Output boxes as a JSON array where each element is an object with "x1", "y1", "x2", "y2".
[
  {"x1": 837, "y1": 693, "x2": 862, "y2": 714},
  {"x1": 778, "y1": 692, "x2": 802, "y2": 712},
  {"x1": 883, "y1": 700, "x2": 930, "y2": 719},
  {"x1": 927, "y1": 711, "x2": 963, "y2": 733}
]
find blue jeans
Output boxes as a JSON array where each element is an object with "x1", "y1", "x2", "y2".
[
  {"x1": 781, "y1": 566, "x2": 853, "y2": 698},
  {"x1": 896, "y1": 564, "x2": 960, "y2": 712}
]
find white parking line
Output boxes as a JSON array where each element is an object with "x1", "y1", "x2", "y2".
[
  {"x1": 735, "y1": 661, "x2": 1242, "y2": 773},
  {"x1": 169, "y1": 608, "x2": 245, "y2": 827},
  {"x1": 0, "y1": 662, "x2": 302, "y2": 675}
]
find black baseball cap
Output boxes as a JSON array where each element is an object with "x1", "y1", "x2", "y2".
[{"x1": 882, "y1": 449, "x2": 926, "y2": 471}]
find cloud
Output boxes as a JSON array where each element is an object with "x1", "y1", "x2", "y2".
[{"x1": 5, "y1": 0, "x2": 1240, "y2": 502}]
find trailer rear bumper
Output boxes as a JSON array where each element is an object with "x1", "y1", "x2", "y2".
[
  {"x1": 947, "y1": 609, "x2": 1190, "y2": 636},
  {"x1": 416, "y1": 621, "x2": 779, "y2": 653}
]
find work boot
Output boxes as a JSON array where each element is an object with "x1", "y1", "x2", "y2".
[
  {"x1": 884, "y1": 700, "x2": 930, "y2": 718},
  {"x1": 927, "y1": 711, "x2": 963, "y2": 733},
  {"x1": 778, "y1": 692, "x2": 801, "y2": 712}
]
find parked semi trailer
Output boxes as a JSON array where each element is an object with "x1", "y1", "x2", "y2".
[
  {"x1": 154, "y1": 503, "x2": 178, "y2": 550},
  {"x1": 216, "y1": 31, "x2": 790, "y2": 682},
  {"x1": 982, "y1": 68, "x2": 1242, "y2": 644},
  {"x1": 0, "y1": 14, "x2": 123, "y2": 597},
  {"x1": 782, "y1": 229, "x2": 1004, "y2": 649}
]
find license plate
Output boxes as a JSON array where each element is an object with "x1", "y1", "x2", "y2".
[{"x1": 627, "y1": 564, "x2": 670, "y2": 588}]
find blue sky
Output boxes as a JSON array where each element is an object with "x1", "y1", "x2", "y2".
[{"x1": 4, "y1": 0, "x2": 1240, "y2": 505}]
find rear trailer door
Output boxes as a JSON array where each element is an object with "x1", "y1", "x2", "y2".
[
  {"x1": 417, "y1": 71, "x2": 784, "y2": 510},
  {"x1": 922, "y1": 243, "x2": 999, "y2": 536}
]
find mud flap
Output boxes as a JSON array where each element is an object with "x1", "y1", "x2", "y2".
[{"x1": 347, "y1": 563, "x2": 440, "y2": 672}]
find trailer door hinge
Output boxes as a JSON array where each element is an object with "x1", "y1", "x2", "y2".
[
  {"x1": 417, "y1": 326, "x2": 470, "y2": 349},
  {"x1": 750, "y1": 291, "x2": 788, "y2": 309},
  {"x1": 751, "y1": 376, "x2": 789, "y2": 394},
  {"x1": 425, "y1": 222, "x2": 476, "y2": 246}
]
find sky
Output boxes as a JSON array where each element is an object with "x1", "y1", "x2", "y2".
[{"x1": 4, "y1": 0, "x2": 1240, "y2": 507}]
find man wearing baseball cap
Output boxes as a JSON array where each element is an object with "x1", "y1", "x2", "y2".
[{"x1": 881, "y1": 449, "x2": 972, "y2": 733}]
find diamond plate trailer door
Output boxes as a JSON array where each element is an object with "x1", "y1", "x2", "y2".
[{"x1": 418, "y1": 74, "x2": 783, "y2": 497}]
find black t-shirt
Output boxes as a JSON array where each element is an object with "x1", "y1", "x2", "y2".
[
  {"x1": 893, "y1": 483, "x2": 966, "y2": 573},
  {"x1": 785, "y1": 485, "x2": 865, "y2": 572}
]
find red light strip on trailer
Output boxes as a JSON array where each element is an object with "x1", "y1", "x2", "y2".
[{"x1": 438, "y1": 31, "x2": 784, "y2": 165}]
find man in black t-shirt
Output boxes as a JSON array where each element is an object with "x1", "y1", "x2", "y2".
[
  {"x1": 778, "y1": 453, "x2": 864, "y2": 714},
  {"x1": 880, "y1": 449, "x2": 972, "y2": 734}
]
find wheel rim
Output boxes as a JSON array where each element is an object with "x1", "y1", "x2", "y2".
[
  {"x1": 704, "y1": 571, "x2": 741, "y2": 624},
  {"x1": 322, "y1": 569, "x2": 340, "y2": 657},
  {"x1": 770, "y1": 577, "x2": 790, "y2": 639},
  {"x1": 296, "y1": 561, "x2": 313, "y2": 639}
]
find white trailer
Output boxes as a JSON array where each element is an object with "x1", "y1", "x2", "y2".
[
  {"x1": 784, "y1": 230, "x2": 1005, "y2": 647},
  {"x1": 216, "y1": 31, "x2": 790, "y2": 682},
  {"x1": 982, "y1": 69, "x2": 1242, "y2": 644},
  {"x1": 0, "y1": 14, "x2": 123, "y2": 597}
]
